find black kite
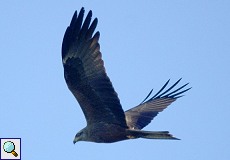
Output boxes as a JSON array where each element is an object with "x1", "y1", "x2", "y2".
[{"x1": 62, "y1": 8, "x2": 191, "y2": 143}]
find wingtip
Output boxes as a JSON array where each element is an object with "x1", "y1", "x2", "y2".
[
  {"x1": 80, "y1": 7, "x2": 85, "y2": 12},
  {"x1": 89, "y1": 10, "x2": 92, "y2": 15},
  {"x1": 166, "y1": 79, "x2": 171, "y2": 83},
  {"x1": 94, "y1": 31, "x2": 100, "y2": 39},
  {"x1": 79, "y1": 7, "x2": 85, "y2": 17},
  {"x1": 94, "y1": 17, "x2": 98, "y2": 23}
]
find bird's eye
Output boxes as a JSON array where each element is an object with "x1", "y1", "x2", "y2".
[{"x1": 77, "y1": 132, "x2": 82, "y2": 136}]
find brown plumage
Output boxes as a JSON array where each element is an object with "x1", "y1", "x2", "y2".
[{"x1": 62, "y1": 7, "x2": 191, "y2": 143}]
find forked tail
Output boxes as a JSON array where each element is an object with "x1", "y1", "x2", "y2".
[{"x1": 127, "y1": 129, "x2": 180, "y2": 140}]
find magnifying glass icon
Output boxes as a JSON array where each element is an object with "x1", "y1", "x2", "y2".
[{"x1": 3, "y1": 141, "x2": 18, "y2": 157}]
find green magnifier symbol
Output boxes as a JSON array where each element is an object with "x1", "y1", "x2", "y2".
[{"x1": 3, "y1": 141, "x2": 18, "y2": 157}]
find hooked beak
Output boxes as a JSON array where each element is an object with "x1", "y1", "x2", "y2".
[{"x1": 73, "y1": 137, "x2": 80, "y2": 144}]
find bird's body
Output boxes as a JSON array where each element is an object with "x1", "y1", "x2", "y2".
[
  {"x1": 62, "y1": 7, "x2": 191, "y2": 144},
  {"x1": 78, "y1": 123, "x2": 128, "y2": 143}
]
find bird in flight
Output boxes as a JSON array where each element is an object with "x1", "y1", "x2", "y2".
[{"x1": 62, "y1": 7, "x2": 191, "y2": 144}]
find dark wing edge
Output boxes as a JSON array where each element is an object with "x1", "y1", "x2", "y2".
[
  {"x1": 125, "y1": 78, "x2": 191, "y2": 129},
  {"x1": 62, "y1": 8, "x2": 127, "y2": 127}
]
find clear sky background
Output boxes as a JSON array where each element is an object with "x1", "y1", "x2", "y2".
[{"x1": 1, "y1": 1, "x2": 230, "y2": 160}]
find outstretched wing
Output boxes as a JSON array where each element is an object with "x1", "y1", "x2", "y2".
[
  {"x1": 125, "y1": 79, "x2": 191, "y2": 129},
  {"x1": 62, "y1": 8, "x2": 127, "y2": 127}
]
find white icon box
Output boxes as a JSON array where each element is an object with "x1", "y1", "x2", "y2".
[{"x1": 0, "y1": 138, "x2": 21, "y2": 160}]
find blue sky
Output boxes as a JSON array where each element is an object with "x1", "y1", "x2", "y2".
[{"x1": 1, "y1": 1, "x2": 230, "y2": 159}]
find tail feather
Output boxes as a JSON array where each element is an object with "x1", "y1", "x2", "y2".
[{"x1": 127, "y1": 129, "x2": 180, "y2": 140}]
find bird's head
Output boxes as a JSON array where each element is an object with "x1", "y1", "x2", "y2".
[{"x1": 73, "y1": 128, "x2": 87, "y2": 144}]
